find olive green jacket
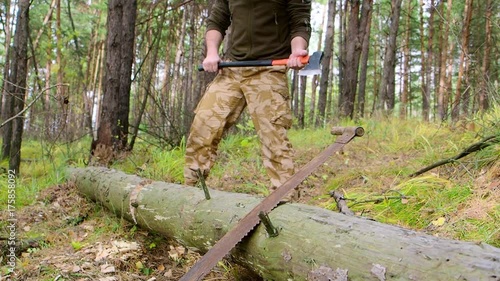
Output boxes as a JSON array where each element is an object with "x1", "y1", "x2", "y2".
[{"x1": 207, "y1": 0, "x2": 311, "y2": 61}]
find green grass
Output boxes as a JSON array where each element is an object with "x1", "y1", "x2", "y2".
[
  {"x1": 317, "y1": 114, "x2": 499, "y2": 246},
  {"x1": 0, "y1": 138, "x2": 89, "y2": 209},
  {"x1": 339, "y1": 175, "x2": 472, "y2": 228}
]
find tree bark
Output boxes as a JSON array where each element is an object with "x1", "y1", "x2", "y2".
[
  {"x1": 356, "y1": 3, "x2": 372, "y2": 119},
  {"x1": 338, "y1": 0, "x2": 372, "y2": 119},
  {"x1": 69, "y1": 167, "x2": 500, "y2": 281},
  {"x1": 2, "y1": 0, "x2": 30, "y2": 174},
  {"x1": 376, "y1": 0, "x2": 403, "y2": 115},
  {"x1": 316, "y1": 0, "x2": 336, "y2": 127},
  {"x1": 92, "y1": 0, "x2": 137, "y2": 155},
  {"x1": 437, "y1": 0, "x2": 453, "y2": 122},
  {"x1": 451, "y1": 0, "x2": 474, "y2": 122},
  {"x1": 400, "y1": 0, "x2": 412, "y2": 119},
  {"x1": 298, "y1": 76, "x2": 307, "y2": 128},
  {"x1": 419, "y1": 0, "x2": 430, "y2": 122},
  {"x1": 309, "y1": 6, "x2": 325, "y2": 126},
  {"x1": 1, "y1": 0, "x2": 14, "y2": 160},
  {"x1": 479, "y1": 0, "x2": 492, "y2": 111}
]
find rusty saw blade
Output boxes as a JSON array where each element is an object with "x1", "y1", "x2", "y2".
[{"x1": 179, "y1": 126, "x2": 364, "y2": 281}]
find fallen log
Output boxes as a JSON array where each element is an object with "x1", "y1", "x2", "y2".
[{"x1": 69, "y1": 167, "x2": 500, "y2": 281}]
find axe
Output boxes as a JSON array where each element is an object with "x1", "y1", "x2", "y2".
[{"x1": 197, "y1": 51, "x2": 323, "y2": 76}]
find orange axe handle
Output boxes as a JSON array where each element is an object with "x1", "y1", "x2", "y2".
[{"x1": 271, "y1": 55, "x2": 310, "y2": 66}]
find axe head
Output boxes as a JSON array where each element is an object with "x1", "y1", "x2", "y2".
[{"x1": 298, "y1": 51, "x2": 324, "y2": 76}]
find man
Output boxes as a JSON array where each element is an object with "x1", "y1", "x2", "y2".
[{"x1": 184, "y1": 0, "x2": 312, "y2": 198}]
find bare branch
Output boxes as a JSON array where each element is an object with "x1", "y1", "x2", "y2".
[
  {"x1": 409, "y1": 135, "x2": 499, "y2": 177},
  {"x1": 0, "y1": 82, "x2": 68, "y2": 128}
]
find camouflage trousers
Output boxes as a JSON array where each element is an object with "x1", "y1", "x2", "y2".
[{"x1": 184, "y1": 66, "x2": 296, "y2": 189}]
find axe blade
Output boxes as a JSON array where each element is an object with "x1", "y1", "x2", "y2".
[{"x1": 298, "y1": 51, "x2": 324, "y2": 76}]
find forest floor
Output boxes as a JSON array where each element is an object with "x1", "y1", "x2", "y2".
[{"x1": 1, "y1": 118, "x2": 499, "y2": 281}]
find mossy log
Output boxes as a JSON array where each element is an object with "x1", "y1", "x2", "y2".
[{"x1": 69, "y1": 167, "x2": 500, "y2": 281}]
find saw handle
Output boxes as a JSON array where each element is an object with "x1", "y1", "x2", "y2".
[
  {"x1": 197, "y1": 56, "x2": 310, "y2": 71},
  {"x1": 331, "y1": 126, "x2": 365, "y2": 137}
]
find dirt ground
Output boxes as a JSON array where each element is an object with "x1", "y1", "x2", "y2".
[{"x1": 1, "y1": 183, "x2": 258, "y2": 281}]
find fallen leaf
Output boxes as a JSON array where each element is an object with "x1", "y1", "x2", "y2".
[
  {"x1": 95, "y1": 245, "x2": 112, "y2": 261},
  {"x1": 401, "y1": 198, "x2": 409, "y2": 204},
  {"x1": 431, "y1": 217, "x2": 446, "y2": 227},
  {"x1": 99, "y1": 277, "x2": 118, "y2": 281},
  {"x1": 112, "y1": 240, "x2": 140, "y2": 253},
  {"x1": 81, "y1": 262, "x2": 93, "y2": 269},
  {"x1": 100, "y1": 264, "x2": 116, "y2": 274},
  {"x1": 157, "y1": 264, "x2": 165, "y2": 271},
  {"x1": 136, "y1": 261, "x2": 144, "y2": 269},
  {"x1": 164, "y1": 269, "x2": 173, "y2": 278},
  {"x1": 168, "y1": 245, "x2": 186, "y2": 261}
]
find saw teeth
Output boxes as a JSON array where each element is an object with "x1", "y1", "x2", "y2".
[{"x1": 181, "y1": 128, "x2": 362, "y2": 281}]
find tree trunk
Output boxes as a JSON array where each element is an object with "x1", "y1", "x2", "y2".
[
  {"x1": 400, "y1": 0, "x2": 412, "y2": 119},
  {"x1": 1, "y1": 0, "x2": 13, "y2": 160},
  {"x1": 298, "y1": 76, "x2": 307, "y2": 128},
  {"x1": 82, "y1": 10, "x2": 102, "y2": 136},
  {"x1": 479, "y1": 0, "x2": 492, "y2": 111},
  {"x1": 339, "y1": 0, "x2": 372, "y2": 119},
  {"x1": 309, "y1": 6, "x2": 326, "y2": 126},
  {"x1": 128, "y1": 6, "x2": 164, "y2": 151},
  {"x1": 92, "y1": 0, "x2": 137, "y2": 155},
  {"x1": 419, "y1": 0, "x2": 430, "y2": 122},
  {"x1": 437, "y1": 0, "x2": 453, "y2": 122},
  {"x1": 0, "y1": 0, "x2": 14, "y2": 115},
  {"x1": 184, "y1": 2, "x2": 198, "y2": 137},
  {"x1": 69, "y1": 167, "x2": 500, "y2": 281},
  {"x1": 370, "y1": 4, "x2": 381, "y2": 117},
  {"x1": 44, "y1": 38, "x2": 52, "y2": 138},
  {"x1": 356, "y1": 4, "x2": 372, "y2": 119},
  {"x1": 316, "y1": 0, "x2": 336, "y2": 127},
  {"x1": 2, "y1": 0, "x2": 30, "y2": 174},
  {"x1": 291, "y1": 71, "x2": 299, "y2": 118},
  {"x1": 376, "y1": 0, "x2": 403, "y2": 115},
  {"x1": 171, "y1": 8, "x2": 187, "y2": 131},
  {"x1": 451, "y1": 0, "x2": 474, "y2": 121},
  {"x1": 427, "y1": 0, "x2": 438, "y2": 121},
  {"x1": 55, "y1": 0, "x2": 65, "y2": 136}
]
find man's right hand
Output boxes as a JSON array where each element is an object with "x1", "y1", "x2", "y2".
[{"x1": 202, "y1": 54, "x2": 221, "y2": 73}]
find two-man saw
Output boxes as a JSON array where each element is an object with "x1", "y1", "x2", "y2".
[{"x1": 180, "y1": 126, "x2": 364, "y2": 281}]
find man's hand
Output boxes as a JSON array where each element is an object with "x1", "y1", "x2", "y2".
[
  {"x1": 203, "y1": 30, "x2": 223, "y2": 72},
  {"x1": 288, "y1": 36, "x2": 309, "y2": 70},
  {"x1": 202, "y1": 53, "x2": 221, "y2": 73},
  {"x1": 287, "y1": 49, "x2": 309, "y2": 70}
]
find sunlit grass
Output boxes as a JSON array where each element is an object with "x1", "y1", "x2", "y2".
[
  {"x1": 0, "y1": 138, "x2": 88, "y2": 208},
  {"x1": 319, "y1": 115, "x2": 499, "y2": 246}
]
